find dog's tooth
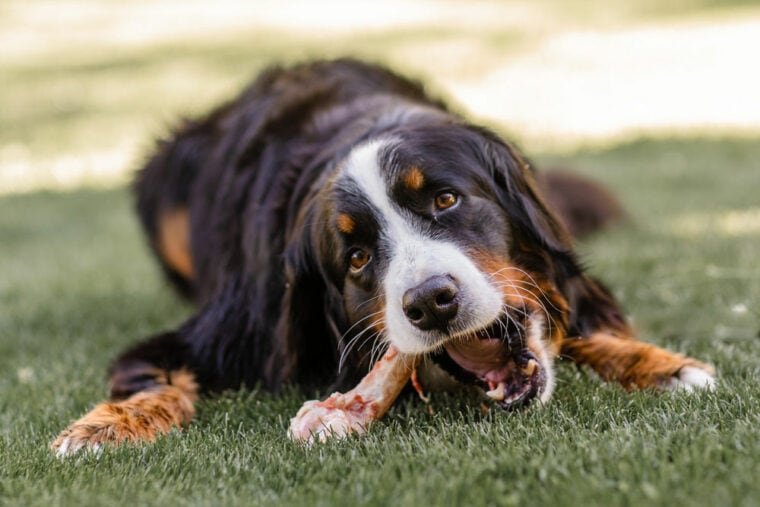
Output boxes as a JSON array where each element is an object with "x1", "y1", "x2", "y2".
[
  {"x1": 486, "y1": 382, "x2": 506, "y2": 401},
  {"x1": 523, "y1": 359, "x2": 538, "y2": 376}
]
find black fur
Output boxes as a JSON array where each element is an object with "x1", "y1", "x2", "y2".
[{"x1": 114, "y1": 58, "x2": 629, "y2": 399}]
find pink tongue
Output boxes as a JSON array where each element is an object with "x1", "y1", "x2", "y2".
[{"x1": 444, "y1": 338, "x2": 512, "y2": 382}]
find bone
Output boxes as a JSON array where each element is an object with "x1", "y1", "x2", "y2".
[{"x1": 289, "y1": 347, "x2": 419, "y2": 443}]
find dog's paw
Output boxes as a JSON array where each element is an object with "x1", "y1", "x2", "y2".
[
  {"x1": 51, "y1": 402, "x2": 158, "y2": 457},
  {"x1": 52, "y1": 428, "x2": 106, "y2": 458},
  {"x1": 52, "y1": 387, "x2": 195, "y2": 457},
  {"x1": 665, "y1": 365, "x2": 716, "y2": 392}
]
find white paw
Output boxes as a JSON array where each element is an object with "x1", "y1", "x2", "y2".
[
  {"x1": 54, "y1": 436, "x2": 103, "y2": 458},
  {"x1": 666, "y1": 366, "x2": 716, "y2": 392},
  {"x1": 54, "y1": 436, "x2": 78, "y2": 457}
]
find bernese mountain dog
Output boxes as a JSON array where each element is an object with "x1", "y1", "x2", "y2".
[{"x1": 53, "y1": 59, "x2": 715, "y2": 454}]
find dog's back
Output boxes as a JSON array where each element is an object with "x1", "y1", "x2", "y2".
[
  {"x1": 134, "y1": 59, "x2": 447, "y2": 303},
  {"x1": 135, "y1": 61, "x2": 624, "y2": 306}
]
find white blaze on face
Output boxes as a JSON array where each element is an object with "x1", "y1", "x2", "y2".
[{"x1": 341, "y1": 140, "x2": 503, "y2": 354}]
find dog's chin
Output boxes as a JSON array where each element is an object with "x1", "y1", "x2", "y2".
[{"x1": 437, "y1": 316, "x2": 548, "y2": 410}]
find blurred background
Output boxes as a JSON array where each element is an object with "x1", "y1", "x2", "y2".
[{"x1": 1, "y1": 0, "x2": 759, "y2": 194}]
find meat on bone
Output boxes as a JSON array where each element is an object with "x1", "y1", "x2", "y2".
[{"x1": 289, "y1": 347, "x2": 419, "y2": 443}]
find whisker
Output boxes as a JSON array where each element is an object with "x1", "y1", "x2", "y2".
[
  {"x1": 338, "y1": 310, "x2": 385, "y2": 347},
  {"x1": 338, "y1": 316, "x2": 386, "y2": 372},
  {"x1": 356, "y1": 293, "x2": 384, "y2": 311},
  {"x1": 488, "y1": 267, "x2": 562, "y2": 313},
  {"x1": 367, "y1": 334, "x2": 389, "y2": 371},
  {"x1": 491, "y1": 279, "x2": 555, "y2": 344}
]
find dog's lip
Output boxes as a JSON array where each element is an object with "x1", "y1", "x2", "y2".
[
  {"x1": 442, "y1": 316, "x2": 517, "y2": 378},
  {"x1": 443, "y1": 337, "x2": 510, "y2": 379},
  {"x1": 442, "y1": 316, "x2": 545, "y2": 409}
]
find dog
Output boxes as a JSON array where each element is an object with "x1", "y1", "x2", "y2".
[{"x1": 52, "y1": 59, "x2": 715, "y2": 454}]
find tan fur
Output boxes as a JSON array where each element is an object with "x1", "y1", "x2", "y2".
[
  {"x1": 337, "y1": 213, "x2": 355, "y2": 234},
  {"x1": 403, "y1": 167, "x2": 425, "y2": 190},
  {"x1": 561, "y1": 332, "x2": 714, "y2": 389},
  {"x1": 473, "y1": 253, "x2": 569, "y2": 351},
  {"x1": 51, "y1": 369, "x2": 198, "y2": 451},
  {"x1": 157, "y1": 208, "x2": 193, "y2": 279}
]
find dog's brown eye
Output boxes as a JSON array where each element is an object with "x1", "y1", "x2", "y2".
[
  {"x1": 435, "y1": 191, "x2": 458, "y2": 210},
  {"x1": 349, "y1": 249, "x2": 371, "y2": 271}
]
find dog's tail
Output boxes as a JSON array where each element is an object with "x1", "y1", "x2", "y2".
[{"x1": 536, "y1": 170, "x2": 627, "y2": 239}]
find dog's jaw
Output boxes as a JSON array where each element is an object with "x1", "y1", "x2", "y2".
[{"x1": 443, "y1": 312, "x2": 556, "y2": 407}]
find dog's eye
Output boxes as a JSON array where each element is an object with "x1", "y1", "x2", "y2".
[
  {"x1": 435, "y1": 191, "x2": 459, "y2": 211},
  {"x1": 349, "y1": 248, "x2": 371, "y2": 272}
]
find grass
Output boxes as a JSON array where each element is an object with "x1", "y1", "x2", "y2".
[
  {"x1": 2, "y1": 1, "x2": 759, "y2": 505},
  {"x1": 1, "y1": 139, "x2": 758, "y2": 507}
]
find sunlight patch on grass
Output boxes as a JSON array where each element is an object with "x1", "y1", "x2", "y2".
[
  {"x1": 449, "y1": 15, "x2": 760, "y2": 145},
  {"x1": 667, "y1": 208, "x2": 760, "y2": 238},
  {"x1": 0, "y1": 0, "x2": 544, "y2": 62},
  {"x1": 0, "y1": 143, "x2": 135, "y2": 195},
  {"x1": 2, "y1": 0, "x2": 760, "y2": 192}
]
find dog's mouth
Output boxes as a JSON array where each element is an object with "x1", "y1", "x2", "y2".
[{"x1": 440, "y1": 315, "x2": 546, "y2": 409}]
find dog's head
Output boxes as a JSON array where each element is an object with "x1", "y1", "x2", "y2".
[{"x1": 280, "y1": 122, "x2": 575, "y2": 407}]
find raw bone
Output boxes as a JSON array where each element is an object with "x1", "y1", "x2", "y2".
[{"x1": 289, "y1": 347, "x2": 419, "y2": 443}]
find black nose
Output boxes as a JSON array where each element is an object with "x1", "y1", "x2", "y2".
[{"x1": 402, "y1": 275, "x2": 460, "y2": 331}]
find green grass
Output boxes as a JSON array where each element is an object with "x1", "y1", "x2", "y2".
[
  {"x1": 2, "y1": 0, "x2": 760, "y2": 505},
  {"x1": 1, "y1": 138, "x2": 758, "y2": 506}
]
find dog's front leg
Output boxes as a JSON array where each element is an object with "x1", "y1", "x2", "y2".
[
  {"x1": 561, "y1": 332, "x2": 715, "y2": 390},
  {"x1": 52, "y1": 275, "x2": 260, "y2": 456},
  {"x1": 51, "y1": 360, "x2": 198, "y2": 457},
  {"x1": 289, "y1": 347, "x2": 419, "y2": 443},
  {"x1": 561, "y1": 274, "x2": 715, "y2": 390}
]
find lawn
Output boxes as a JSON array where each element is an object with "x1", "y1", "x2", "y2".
[{"x1": 1, "y1": 1, "x2": 759, "y2": 506}]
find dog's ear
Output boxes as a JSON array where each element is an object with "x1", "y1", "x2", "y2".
[
  {"x1": 478, "y1": 131, "x2": 632, "y2": 338},
  {"x1": 486, "y1": 133, "x2": 631, "y2": 342},
  {"x1": 479, "y1": 132, "x2": 573, "y2": 257},
  {"x1": 265, "y1": 198, "x2": 348, "y2": 390}
]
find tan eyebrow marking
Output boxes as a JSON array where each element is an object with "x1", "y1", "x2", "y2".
[
  {"x1": 337, "y1": 213, "x2": 355, "y2": 234},
  {"x1": 403, "y1": 166, "x2": 424, "y2": 190}
]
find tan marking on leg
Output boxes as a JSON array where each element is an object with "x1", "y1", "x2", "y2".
[
  {"x1": 158, "y1": 208, "x2": 193, "y2": 279},
  {"x1": 166, "y1": 368, "x2": 199, "y2": 398},
  {"x1": 52, "y1": 369, "x2": 198, "y2": 456},
  {"x1": 337, "y1": 213, "x2": 355, "y2": 234},
  {"x1": 561, "y1": 332, "x2": 715, "y2": 389},
  {"x1": 403, "y1": 166, "x2": 425, "y2": 190}
]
